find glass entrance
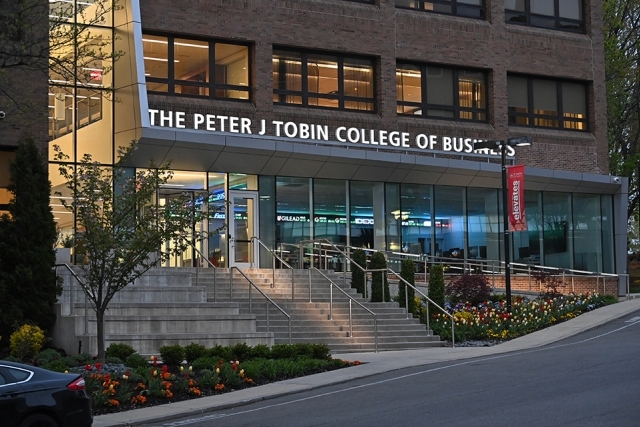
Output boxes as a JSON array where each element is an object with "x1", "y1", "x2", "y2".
[
  {"x1": 229, "y1": 190, "x2": 259, "y2": 268},
  {"x1": 159, "y1": 189, "x2": 208, "y2": 267}
]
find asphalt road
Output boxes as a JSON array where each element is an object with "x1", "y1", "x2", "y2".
[{"x1": 142, "y1": 313, "x2": 640, "y2": 427}]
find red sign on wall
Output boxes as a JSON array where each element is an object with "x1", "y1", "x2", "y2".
[{"x1": 507, "y1": 165, "x2": 527, "y2": 231}]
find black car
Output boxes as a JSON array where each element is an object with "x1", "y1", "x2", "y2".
[{"x1": 0, "y1": 360, "x2": 92, "y2": 427}]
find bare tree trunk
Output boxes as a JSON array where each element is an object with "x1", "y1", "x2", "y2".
[{"x1": 96, "y1": 309, "x2": 105, "y2": 363}]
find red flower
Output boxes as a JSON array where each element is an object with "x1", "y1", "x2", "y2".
[
  {"x1": 161, "y1": 365, "x2": 169, "y2": 373},
  {"x1": 85, "y1": 364, "x2": 91, "y2": 371},
  {"x1": 95, "y1": 363, "x2": 102, "y2": 372}
]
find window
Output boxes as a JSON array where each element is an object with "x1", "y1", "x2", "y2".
[
  {"x1": 505, "y1": 0, "x2": 583, "y2": 32},
  {"x1": 142, "y1": 34, "x2": 250, "y2": 101},
  {"x1": 397, "y1": 63, "x2": 487, "y2": 122},
  {"x1": 396, "y1": 0, "x2": 485, "y2": 19},
  {"x1": 273, "y1": 49, "x2": 375, "y2": 111},
  {"x1": 508, "y1": 75, "x2": 587, "y2": 130}
]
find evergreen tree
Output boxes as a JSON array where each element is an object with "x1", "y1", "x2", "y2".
[
  {"x1": 0, "y1": 137, "x2": 59, "y2": 343},
  {"x1": 350, "y1": 249, "x2": 367, "y2": 296},
  {"x1": 399, "y1": 259, "x2": 416, "y2": 315},
  {"x1": 427, "y1": 264, "x2": 446, "y2": 320},
  {"x1": 370, "y1": 252, "x2": 390, "y2": 302}
]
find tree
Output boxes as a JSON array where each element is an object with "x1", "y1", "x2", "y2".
[
  {"x1": 0, "y1": 0, "x2": 120, "y2": 115},
  {"x1": 399, "y1": 259, "x2": 416, "y2": 315},
  {"x1": 604, "y1": 0, "x2": 640, "y2": 246},
  {"x1": 350, "y1": 249, "x2": 366, "y2": 297},
  {"x1": 370, "y1": 252, "x2": 390, "y2": 303},
  {"x1": 54, "y1": 142, "x2": 217, "y2": 362},
  {"x1": 0, "y1": 137, "x2": 59, "y2": 344}
]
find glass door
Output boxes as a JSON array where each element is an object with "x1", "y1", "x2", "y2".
[
  {"x1": 159, "y1": 189, "x2": 208, "y2": 267},
  {"x1": 229, "y1": 190, "x2": 259, "y2": 268}
]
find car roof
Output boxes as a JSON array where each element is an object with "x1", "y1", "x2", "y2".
[{"x1": 0, "y1": 360, "x2": 79, "y2": 379}]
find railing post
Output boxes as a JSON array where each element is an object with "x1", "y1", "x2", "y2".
[
  {"x1": 329, "y1": 282, "x2": 333, "y2": 320},
  {"x1": 562, "y1": 269, "x2": 566, "y2": 288},
  {"x1": 343, "y1": 254, "x2": 347, "y2": 289},
  {"x1": 381, "y1": 270, "x2": 385, "y2": 303},
  {"x1": 426, "y1": 303, "x2": 431, "y2": 336},
  {"x1": 213, "y1": 268, "x2": 217, "y2": 303},
  {"x1": 249, "y1": 280, "x2": 252, "y2": 313},
  {"x1": 603, "y1": 275, "x2": 606, "y2": 295},
  {"x1": 308, "y1": 269, "x2": 312, "y2": 303},
  {"x1": 348, "y1": 300, "x2": 352, "y2": 338},
  {"x1": 272, "y1": 253, "x2": 276, "y2": 289},
  {"x1": 571, "y1": 274, "x2": 575, "y2": 293},
  {"x1": 266, "y1": 301, "x2": 269, "y2": 332},
  {"x1": 230, "y1": 269, "x2": 234, "y2": 301},
  {"x1": 491, "y1": 260, "x2": 496, "y2": 290},
  {"x1": 528, "y1": 266, "x2": 531, "y2": 291},
  {"x1": 288, "y1": 318, "x2": 292, "y2": 344},
  {"x1": 405, "y1": 276, "x2": 410, "y2": 319},
  {"x1": 374, "y1": 317, "x2": 378, "y2": 353},
  {"x1": 69, "y1": 270, "x2": 75, "y2": 316}
]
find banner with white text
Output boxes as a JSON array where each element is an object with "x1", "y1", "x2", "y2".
[{"x1": 507, "y1": 165, "x2": 527, "y2": 232}]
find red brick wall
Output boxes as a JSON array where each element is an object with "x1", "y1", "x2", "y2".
[{"x1": 141, "y1": 0, "x2": 608, "y2": 175}]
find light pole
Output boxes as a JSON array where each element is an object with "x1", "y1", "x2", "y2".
[{"x1": 473, "y1": 136, "x2": 532, "y2": 312}]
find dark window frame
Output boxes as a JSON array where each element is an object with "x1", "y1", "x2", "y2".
[
  {"x1": 396, "y1": 62, "x2": 489, "y2": 123},
  {"x1": 142, "y1": 32, "x2": 251, "y2": 102},
  {"x1": 507, "y1": 74, "x2": 589, "y2": 131},
  {"x1": 273, "y1": 48, "x2": 376, "y2": 113},
  {"x1": 396, "y1": 0, "x2": 486, "y2": 20},
  {"x1": 505, "y1": 0, "x2": 584, "y2": 33}
]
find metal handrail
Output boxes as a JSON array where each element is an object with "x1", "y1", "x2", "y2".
[
  {"x1": 188, "y1": 242, "x2": 219, "y2": 302},
  {"x1": 310, "y1": 267, "x2": 378, "y2": 352},
  {"x1": 54, "y1": 263, "x2": 89, "y2": 335},
  {"x1": 251, "y1": 237, "x2": 295, "y2": 301},
  {"x1": 389, "y1": 268, "x2": 455, "y2": 347},
  {"x1": 230, "y1": 266, "x2": 292, "y2": 344}
]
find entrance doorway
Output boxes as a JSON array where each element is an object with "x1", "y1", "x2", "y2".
[
  {"x1": 228, "y1": 190, "x2": 259, "y2": 268},
  {"x1": 159, "y1": 189, "x2": 208, "y2": 267}
]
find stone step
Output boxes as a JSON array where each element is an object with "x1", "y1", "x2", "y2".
[
  {"x1": 82, "y1": 314, "x2": 256, "y2": 335},
  {"x1": 73, "y1": 302, "x2": 241, "y2": 316}
]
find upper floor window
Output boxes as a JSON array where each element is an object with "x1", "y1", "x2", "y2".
[
  {"x1": 142, "y1": 34, "x2": 250, "y2": 101},
  {"x1": 505, "y1": 0, "x2": 583, "y2": 32},
  {"x1": 396, "y1": 0, "x2": 485, "y2": 19},
  {"x1": 273, "y1": 49, "x2": 375, "y2": 112},
  {"x1": 508, "y1": 75, "x2": 587, "y2": 130},
  {"x1": 397, "y1": 63, "x2": 488, "y2": 122}
]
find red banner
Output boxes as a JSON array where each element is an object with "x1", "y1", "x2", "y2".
[{"x1": 507, "y1": 165, "x2": 527, "y2": 231}]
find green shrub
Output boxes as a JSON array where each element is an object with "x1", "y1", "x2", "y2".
[
  {"x1": 106, "y1": 343, "x2": 136, "y2": 361},
  {"x1": 310, "y1": 344, "x2": 331, "y2": 360},
  {"x1": 3, "y1": 355, "x2": 21, "y2": 363},
  {"x1": 34, "y1": 348, "x2": 62, "y2": 366},
  {"x1": 10, "y1": 324, "x2": 46, "y2": 361},
  {"x1": 43, "y1": 359, "x2": 69, "y2": 372},
  {"x1": 249, "y1": 344, "x2": 271, "y2": 360},
  {"x1": 125, "y1": 353, "x2": 149, "y2": 369},
  {"x1": 159, "y1": 344, "x2": 185, "y2": 366},
  {"x1": 270, "y1": 344, "x2": 297, "y2": 360},
  {"x1": 71, "y1": 353, "x2": 94, "y2": 366},
  {"x1": 350, "y1": 249, "x2": 367, "y2": 296},
  {"x1": 106, "y1": 356, "x2": 123, "y2": 365},
  {"x1": 446, "y1": 273, "x2": 491, "y2": 306},
  {"x1": 231, "y1": 342, "x2": 251, "y2": 361},
  {"x1": 370, "y1": 252, "x2": 390, "y2": 303},
  {"x1": 428, "y1": 264, "x2": 446, "y2": 319},
  {"x1": 208, "y1": 345, "x2": 233, "y2": 361},
  {"x1": 192, "y1": 356, "x2": 219, "y2": 371},
  {"x1": 399, "y1": 259, "x2": 416, "y2": 315},
  {"x1": 184, "y1": 343, "x2": 207, "y2": 365}
]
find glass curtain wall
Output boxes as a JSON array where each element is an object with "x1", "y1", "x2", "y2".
[
  {"x1": 208, "y1": 173, "x2": 227, "y2": 267},
  {"x1": 49, "y1": 0, "x2": 115, "y2": 245},
  {"x1": 434, "y1": 186, "x2": 466, "y2": 264},
  {"x1": 573, "y1": 194, "x2": 602, "y2": 272},
  {"x1": 542, "y1": 192, "x2": 573, "y2": 269},
  {"x1": 512, "y1": 190, "x2": 543, "y2": 265},
  {"x1": 467, "y1": 188, "x2": 500, "y2": 261},
  {"x1": 276, "y1": 177, "x2": 311, "y2": 267},
  {"x1": 400, "y1": 184, "x2": 433, "y2": 256}
]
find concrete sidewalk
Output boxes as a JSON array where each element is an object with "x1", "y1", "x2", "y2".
[{"x1": 94, "y1": 297, "x2": 640, "y2": 427}]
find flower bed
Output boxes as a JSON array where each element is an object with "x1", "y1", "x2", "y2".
[{"x1": 429, "y1": 292, "x2": 617, "y2": 342}]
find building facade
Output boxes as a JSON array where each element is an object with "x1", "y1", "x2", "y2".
[{"x1": 47, "y1": 0, "x2": 628, "y2": 291}]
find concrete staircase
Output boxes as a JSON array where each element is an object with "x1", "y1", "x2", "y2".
[
  {"x1": 195, "y1": 268, "x2": 445, "y2": 353},
  {"x1": 53, "y1": 268, "x2": 273, "y2": 357}
]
